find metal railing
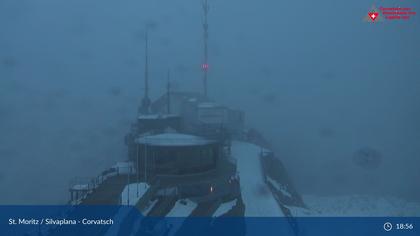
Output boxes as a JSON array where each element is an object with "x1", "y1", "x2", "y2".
[{"x1": 68, "y1": 162, "x2": 135, "y2": 205}]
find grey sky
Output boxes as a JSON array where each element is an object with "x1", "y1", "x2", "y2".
[{"x1": 0, "y1": 0, "x2": 419, "y2": 204}]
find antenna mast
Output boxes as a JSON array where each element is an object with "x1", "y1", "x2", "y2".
[
  {"x1": 139, "y1": 30, "x2": 151, "y2": 114},
  {"x1": 166, "y1": 69, "x2": 171, "y2": 114},
  {"x1": 144, "y1": 31, "x2": 149, "y2": 100},
  {"x1": 202, "y1": 0, "x2": 209, "y2": 97}
]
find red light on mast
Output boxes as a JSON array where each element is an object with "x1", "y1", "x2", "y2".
[{"x1": 202, "y1": 63, "x2": 209, "y2": 71}]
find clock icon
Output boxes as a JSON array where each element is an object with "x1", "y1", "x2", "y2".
[{"x1": 384, "y1": 222, "x2": 393, "y2": 232}]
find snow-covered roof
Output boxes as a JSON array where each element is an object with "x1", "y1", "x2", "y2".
[
  {"x1": 188, "y1": 98, "x2": 197, "y2": 102},
  {"x1": 136, "y1": 133, "x2": 216, "y2": 146},
  {"x1": 198, "y1": 102, "x2": 221, "y2": 109},
  {"x1": 138, "y1": 114, "x2": 179, "y2": 120},
  {"x1": 112, "y1": 162, "x2": 134, "y2": 174},
  {"x1": 71, "y1": 184, "x2": 89, "y2": 191}
]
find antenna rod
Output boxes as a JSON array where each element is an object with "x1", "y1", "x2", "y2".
[
  {"x1": 144, "y1": 31, "x2": 149, "y2": 99},
  {"x1": 202, "y1": 0, "x2": 209, "y2": 97},
  {"x1": 167, "y1": 69, "x2": 171, "y2": 114},
  {"x1": 139, "y1": 30, "x2": 151, "y2": 114}
]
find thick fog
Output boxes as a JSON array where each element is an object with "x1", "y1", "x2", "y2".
[{"x1": 1, "y1": 0, "x2": 419, "y2": 204}]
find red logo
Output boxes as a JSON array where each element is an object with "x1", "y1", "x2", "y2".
[
  {"x1": 364, "y1": 5, "x2": 416, "y2": 22},
  {"x1": 364, "y1": 6, "x2": 383, "y2": 23},
  {"x1": 368, "y1": 12, "x2": 379, "y2": 21}
]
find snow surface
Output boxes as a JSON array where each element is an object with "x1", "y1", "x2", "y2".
[
  {"x1": 231, "y1": 141, "x2": 283, "y2": 216},
  {"x1": 138, "y1": 114, "x2": 179, "y2": 120},
  {"x1": 198, "y1": 102, "x2": 220, "y2": 108},
  {"x1": 71, "y1": 184, "x2": 89, "y2": 191},
  {"x1": 164, "y1": 199, "x2": 198, "y2": 236},
  {"x1": 120, "y1": 183, "x2": 150, "y2": 206},
  {"x1": 142, "y1": 199, "x2": 158, "y2": 216},
  {"x1": 266, "y1": 176, "x2": 292, "y2": 198},
  {"x1": 213, "y1": 199, "x2": 237, "y2": 217},
  {"x1": 288, "y1": 195, "x2": 420, "y2": 217},
  {"x1": 113, "y1": 162, "x2": 134, "y2": 174},
  {"x1": 136, "y1": 133, "x2": 215, "y2": 146},
  {"x1": 167, "y1": 199, "x2": 197, "y2": 217}
]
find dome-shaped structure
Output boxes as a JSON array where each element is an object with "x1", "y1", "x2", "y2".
[{"x1": 134, "y1": 133, "x2": 220, "y2": 177}]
